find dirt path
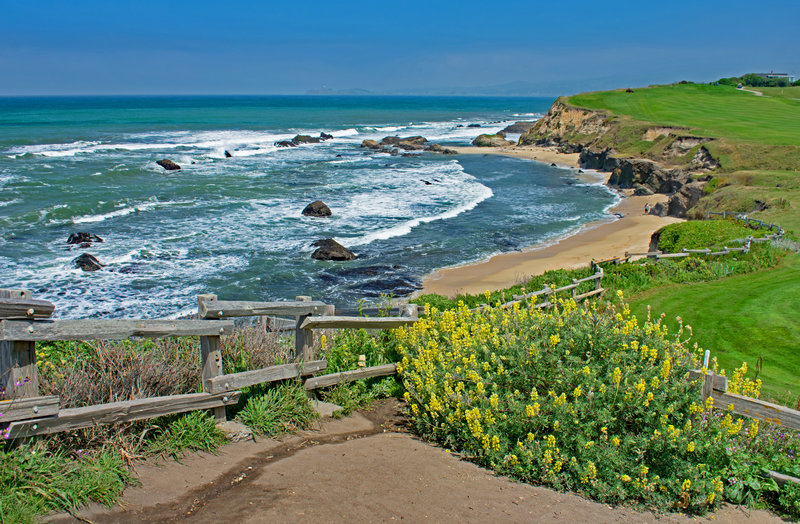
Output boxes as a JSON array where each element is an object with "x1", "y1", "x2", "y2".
[{"x1": 49, "y1": 400, "x2": 783, "y2": 524}]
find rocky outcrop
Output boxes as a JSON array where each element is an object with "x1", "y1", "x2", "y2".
[
  {"x1": 311, "y1": 239, "x2": 356, "y2": 261},
  {"x1": 666, "y1": 182, "x2": 705, "y2": 217},
  {"x1": 381, "y1": 136, "x2": 428, "y2": 150},
  {"x1": 607, "y1": 158, "x2": 691, "y2": 194},
  {"x1": 666, "y1": 136, "x2": 711, "y2": 155},
  {"x1": 67, "y1": 232, "x2": 103, "y2": 246},
  {"x1": 362, "y1": 136, "x2": 456, "y2": 155},
  {"x1": 156, "y1": 159, "x2": 181, "y2": 171},
  {"x1": 425, "y1": 143, "x2": 458, "y2": 154},
  {"x1": 276, "y1": 133, "x2": 335, "y2": 148},
  {"x1": 578, "y1": 148, "x2": 620, "y2": 172},
  {"x1": 302, "y1": 200, "x2": 332, "y2": 217},
  {"x1": 519, "y1": 100, "x2": 609, "y2": 145},
  {"x1": 501, "y1": 121, "x2": 536, "y2": 134},
  {"x1": 224, "y1": 150, "x2": 233, "y2": 158},
  {"x1": 690, "y1": 146, "x2": 719, "y2": 170},
  {"x1": 468, "y1": 123, "x2": 481, "y2": 128},
  {"x1": 72, "y1": 253, "x2": 104, "y2": 271},
  {"x1": 472, "y1": 134, "x2": 513, "y2": 147}
]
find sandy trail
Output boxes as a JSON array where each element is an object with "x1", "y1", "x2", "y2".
[{"x1": 48, "y1": 400, "x2": 781, "y2": 524}]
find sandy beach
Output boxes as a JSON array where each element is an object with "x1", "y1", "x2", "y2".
[
  {"x1": 420, "y1": 145, "x2": 682, "y2": 297},
  {"x1": 453, "y1": 144, "x2": 582, "y2": 169}
]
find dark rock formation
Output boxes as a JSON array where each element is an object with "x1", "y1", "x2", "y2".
[
  {"x1": 472, "y1": 134, "x2": 513, "y2": 147},
  {"x1": 361, "y1": 139, "x2": 382, "y2": 149},
  {"x1": 666, "y1": 182, "x2": 705, "y2": 217},
  {"x1": 468, "y1": 123, "x2": 481, "y2": 128},
  {"x1": 224, "y1": 150, "x2": 233, "y2": 158},
  {"x1": 311, "y1": 239, "x2": 356, "y2": 261},
  {"x1": 302, "y1": 200, "x2": 332, "y2": 217},
  {"x1": 633, "y1": 184, "x2": 654, "y2": 196},
  {"x1": 67, "y1": 232, "x2": 103, "y2": 245},
  {"x1": 381, "y1": 136, "x2": 428, "y2": 150},
  {"x1": 690, "y1": 146, "x2": 720, "y2": 170},
  {"x1": 275, "y1": 134, "x2": 329, "y2": 148},
  {"x1": 72, "y1": 253, "x2": 104, "y2": 272},
  {"x1": 292, "y1": 135, "x2": 321, "y2": 145},
  {"x1": 649, "y1": 202, "x2": 668, "y2": 217},
  {"x1": 501, "y1": 121, "x2": 536, "y2": 134},
  {"x1": 425, "y1": 143, "x2": 458, "y2": 154},
  {"x1": 156, "y1": 159, "x2": 181, "y2": 171},
  {"x1": 648, "y1": 229, "x2": 662, "y2": 252},
  {"x1": 579, "y1": 148, "x2": 620, "y2": 172}
]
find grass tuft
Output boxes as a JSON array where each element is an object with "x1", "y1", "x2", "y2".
[{"x1": 235, "y1": 383, "x2": 318, "y2": 437}]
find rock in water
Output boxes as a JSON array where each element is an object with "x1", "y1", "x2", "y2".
[
  {"x1": 311, "y1": 239, "x2": 356, "y2": 261},
  {"x1": 156, "y1": 159, "x2": 181, "y2": 171},
  {"x1": 72, "y1": 253, "x2": 104, "y2": 271},
  {"x1": 67, "y1": 232, "x2": 103, "y2": 245},
  {"x1": 302, "y1": 200, "x2": 332, "y2": 217},
  {"x1": 361, "y1": 139, "x2": 381, "y2": 149},
  {"x1": 224, "y1": 150, "x2": 233, "y2": 158},
  {"x1": 320, "y1": 132, "x2": 334, "y2": 140}
]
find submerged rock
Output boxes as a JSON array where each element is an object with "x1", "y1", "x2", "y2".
[
  {"x1": 72, "y1": 253, "x2": 104, "y2": 272},
  {"x1": 302, "y1": 200, "x2": 332, "y2": 217},
  {"x1": 311, "y1": 239, "x2": 356, "y2": 261},
  {"x1": 156, "y1": 159, "x2": 181, "y2": 171}
]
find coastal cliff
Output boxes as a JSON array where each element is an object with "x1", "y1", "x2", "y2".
[{"x1": 518, "y1": 98, "x2": 719, "y2": 218}]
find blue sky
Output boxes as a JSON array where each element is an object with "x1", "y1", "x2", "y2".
[{"x1": 1, "y1": 0, "x2": 797, "y2": 95}]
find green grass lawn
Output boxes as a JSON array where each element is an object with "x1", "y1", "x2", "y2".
[
  {"x1": 629, "y1": 253, "x2": 800, "y2": 405},
  {"x1": 568, "y1": 83, "x2": 800, "y2": 146}
]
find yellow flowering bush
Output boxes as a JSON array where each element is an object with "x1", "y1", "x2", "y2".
[{"x1": 396, "y1": 295, "x2": 751, "y2": 514}]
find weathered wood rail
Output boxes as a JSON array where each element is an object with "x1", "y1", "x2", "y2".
[
  {"x1": 692, "y1": 368, "x2": 800, "y2": 486},
  {"x1": 0, "y1": 288, "x2": 420, "y2": 439}
]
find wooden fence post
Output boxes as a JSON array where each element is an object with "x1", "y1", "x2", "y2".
[
  {"x1": 295, "y1": 296, "x2": 313, "y2": 361},
  {"x1": 571, "y1": 279, "x2": 578, "y2": 300},
  {"x1": 0, "y1": 289, "x2": 39, "y2": 399},
  {"x1": 198, "y1": 294, "x2": 226, "y2": 422}
]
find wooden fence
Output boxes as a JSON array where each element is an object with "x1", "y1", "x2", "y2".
[{"x1": 0, "y1": 288, "x2": 418, "y2": 439}]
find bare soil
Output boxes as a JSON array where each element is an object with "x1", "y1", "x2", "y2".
[{"x1": 49, "y1": 399, "x2": 784, "y2": 523}]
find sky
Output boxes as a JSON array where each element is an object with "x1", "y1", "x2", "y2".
[{"x1": 1, "y1": 0, "x2": 798, "y2": 96}]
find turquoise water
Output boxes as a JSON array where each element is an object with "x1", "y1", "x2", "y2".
[{"x1": 0, "y1": 96, "x2": 617, "y2": 318}]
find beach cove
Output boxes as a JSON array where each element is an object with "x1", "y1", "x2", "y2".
[{"x1": 419, "y1": 145, "x2": 682, "y2": 297}]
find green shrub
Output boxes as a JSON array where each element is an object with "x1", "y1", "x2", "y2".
[
  {"x1": 395, "y1": 294, "x2": 798, "y2": 515},
  {"x1": 657, "y1": 220, "x2": 767, "y2": 253}
]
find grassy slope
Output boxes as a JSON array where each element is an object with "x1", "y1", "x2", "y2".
[
  {"x1": 566, "y1": 83, "x2": 800, "y2": 236},
  {"x1": 629, "y1": 253, "x2": 800, "y2": 404},
  {"x1": 568, "y1": 83, "x2": 800, "y2": 146}
]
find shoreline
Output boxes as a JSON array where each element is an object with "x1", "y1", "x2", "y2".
[{"x1": 418, "y1": 145, "x2": 682, "y2": 298}]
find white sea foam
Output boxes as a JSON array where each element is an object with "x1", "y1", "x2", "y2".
[{"x1": 71, "y1": 199, "x2": 193, "y2": 224}]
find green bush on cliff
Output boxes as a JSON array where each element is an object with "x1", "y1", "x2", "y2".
[{"x1": 656, "y1": 220, "x2": 769, "y2": 253}]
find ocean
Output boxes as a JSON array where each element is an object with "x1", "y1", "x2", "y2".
[{"x1": 0, "y1": 95, "x2": 618, "y2": 318}]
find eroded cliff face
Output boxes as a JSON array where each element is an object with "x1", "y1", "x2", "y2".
[
  {"x1": 519, "y1": 100, "x2": 609, "y2": 144},
  {"x1": 518, "y1": 99, "x2": 718, "y2": 218}
]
